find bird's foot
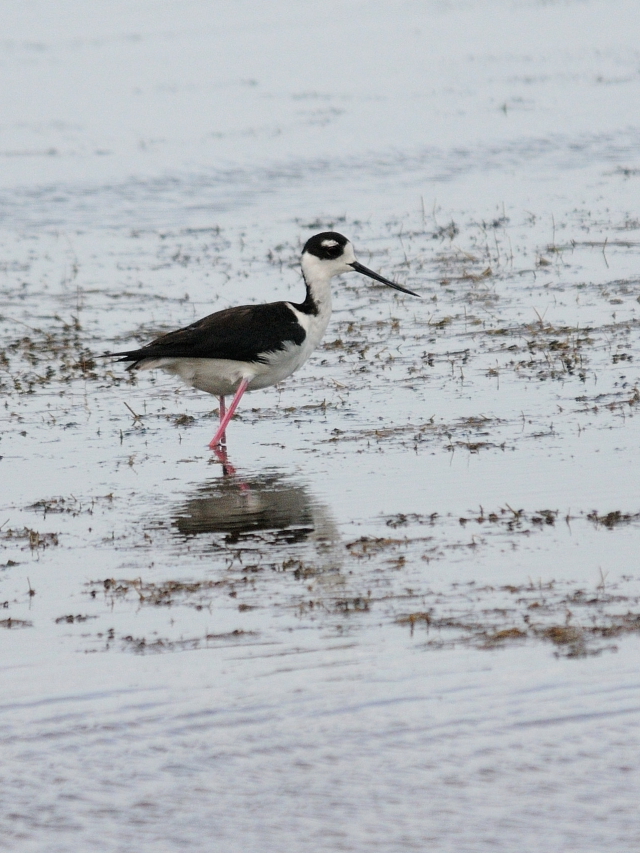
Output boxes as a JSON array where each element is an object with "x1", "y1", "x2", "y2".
[
  {"x1": 211, "y1": 444, "x2": 238, "y2": 477},
  {"x1": 208, "y1": 428, "x2": 227, "y2": 451}
]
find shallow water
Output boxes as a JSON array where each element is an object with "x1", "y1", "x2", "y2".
[{"x1": 2, "y1": 1, "x2": 640, "y2": 850}]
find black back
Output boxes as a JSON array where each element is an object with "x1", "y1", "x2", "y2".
[{"x1": 113, "y1": 302, "x2": 306, "y2": 366}]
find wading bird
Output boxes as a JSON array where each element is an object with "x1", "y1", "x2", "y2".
[{"x1": 111, "y1": 232, "x2": 419, "y2": 452}]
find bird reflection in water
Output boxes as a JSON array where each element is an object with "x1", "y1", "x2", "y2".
[{"x1": 173, "y1": 472, "x2": 343, "y2": 579}]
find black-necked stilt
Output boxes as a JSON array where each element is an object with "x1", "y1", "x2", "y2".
[{"x1": 111, "y1": 232, "x2": 419, "y2": 451}]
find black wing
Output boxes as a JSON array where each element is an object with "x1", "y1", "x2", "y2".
[{"x1": 110, "y1": 302, "x2": 306, "y2": 366}]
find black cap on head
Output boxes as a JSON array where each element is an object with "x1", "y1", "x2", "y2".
[{"x1": 302, "y1": 232, "x2": 349, "y2": 260}]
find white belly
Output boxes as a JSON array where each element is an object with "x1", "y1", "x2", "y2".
[{"x1": 136, "y1": 341, "x2": 313, "y2": 397}]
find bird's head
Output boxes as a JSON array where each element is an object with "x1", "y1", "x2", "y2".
[{"x1": 301, "y1": 232, "x2": 419, "y2": 297}]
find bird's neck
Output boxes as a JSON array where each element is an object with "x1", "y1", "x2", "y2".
[{"x1": 298, "y1": 270, "x2": 333, "y2": 319}]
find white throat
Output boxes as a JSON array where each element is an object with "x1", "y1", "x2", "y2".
[{"x1": 300, "y1": 254, "x2": 334, "y2": 313}]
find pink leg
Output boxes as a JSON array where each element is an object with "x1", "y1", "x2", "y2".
[
  {"x1": 208, "y1": 378, "x2": 249, "y2": 450},
  {"x1": 218, "y1": 396, "x2": 227, "y2": 447},
  {"x1": 213, "y1": 397, "x2": 234, "y2": 473}
]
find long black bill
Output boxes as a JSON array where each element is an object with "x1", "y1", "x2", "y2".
[{"x1": 349, "y1": 261, "x2": 420, "y2": 297}]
